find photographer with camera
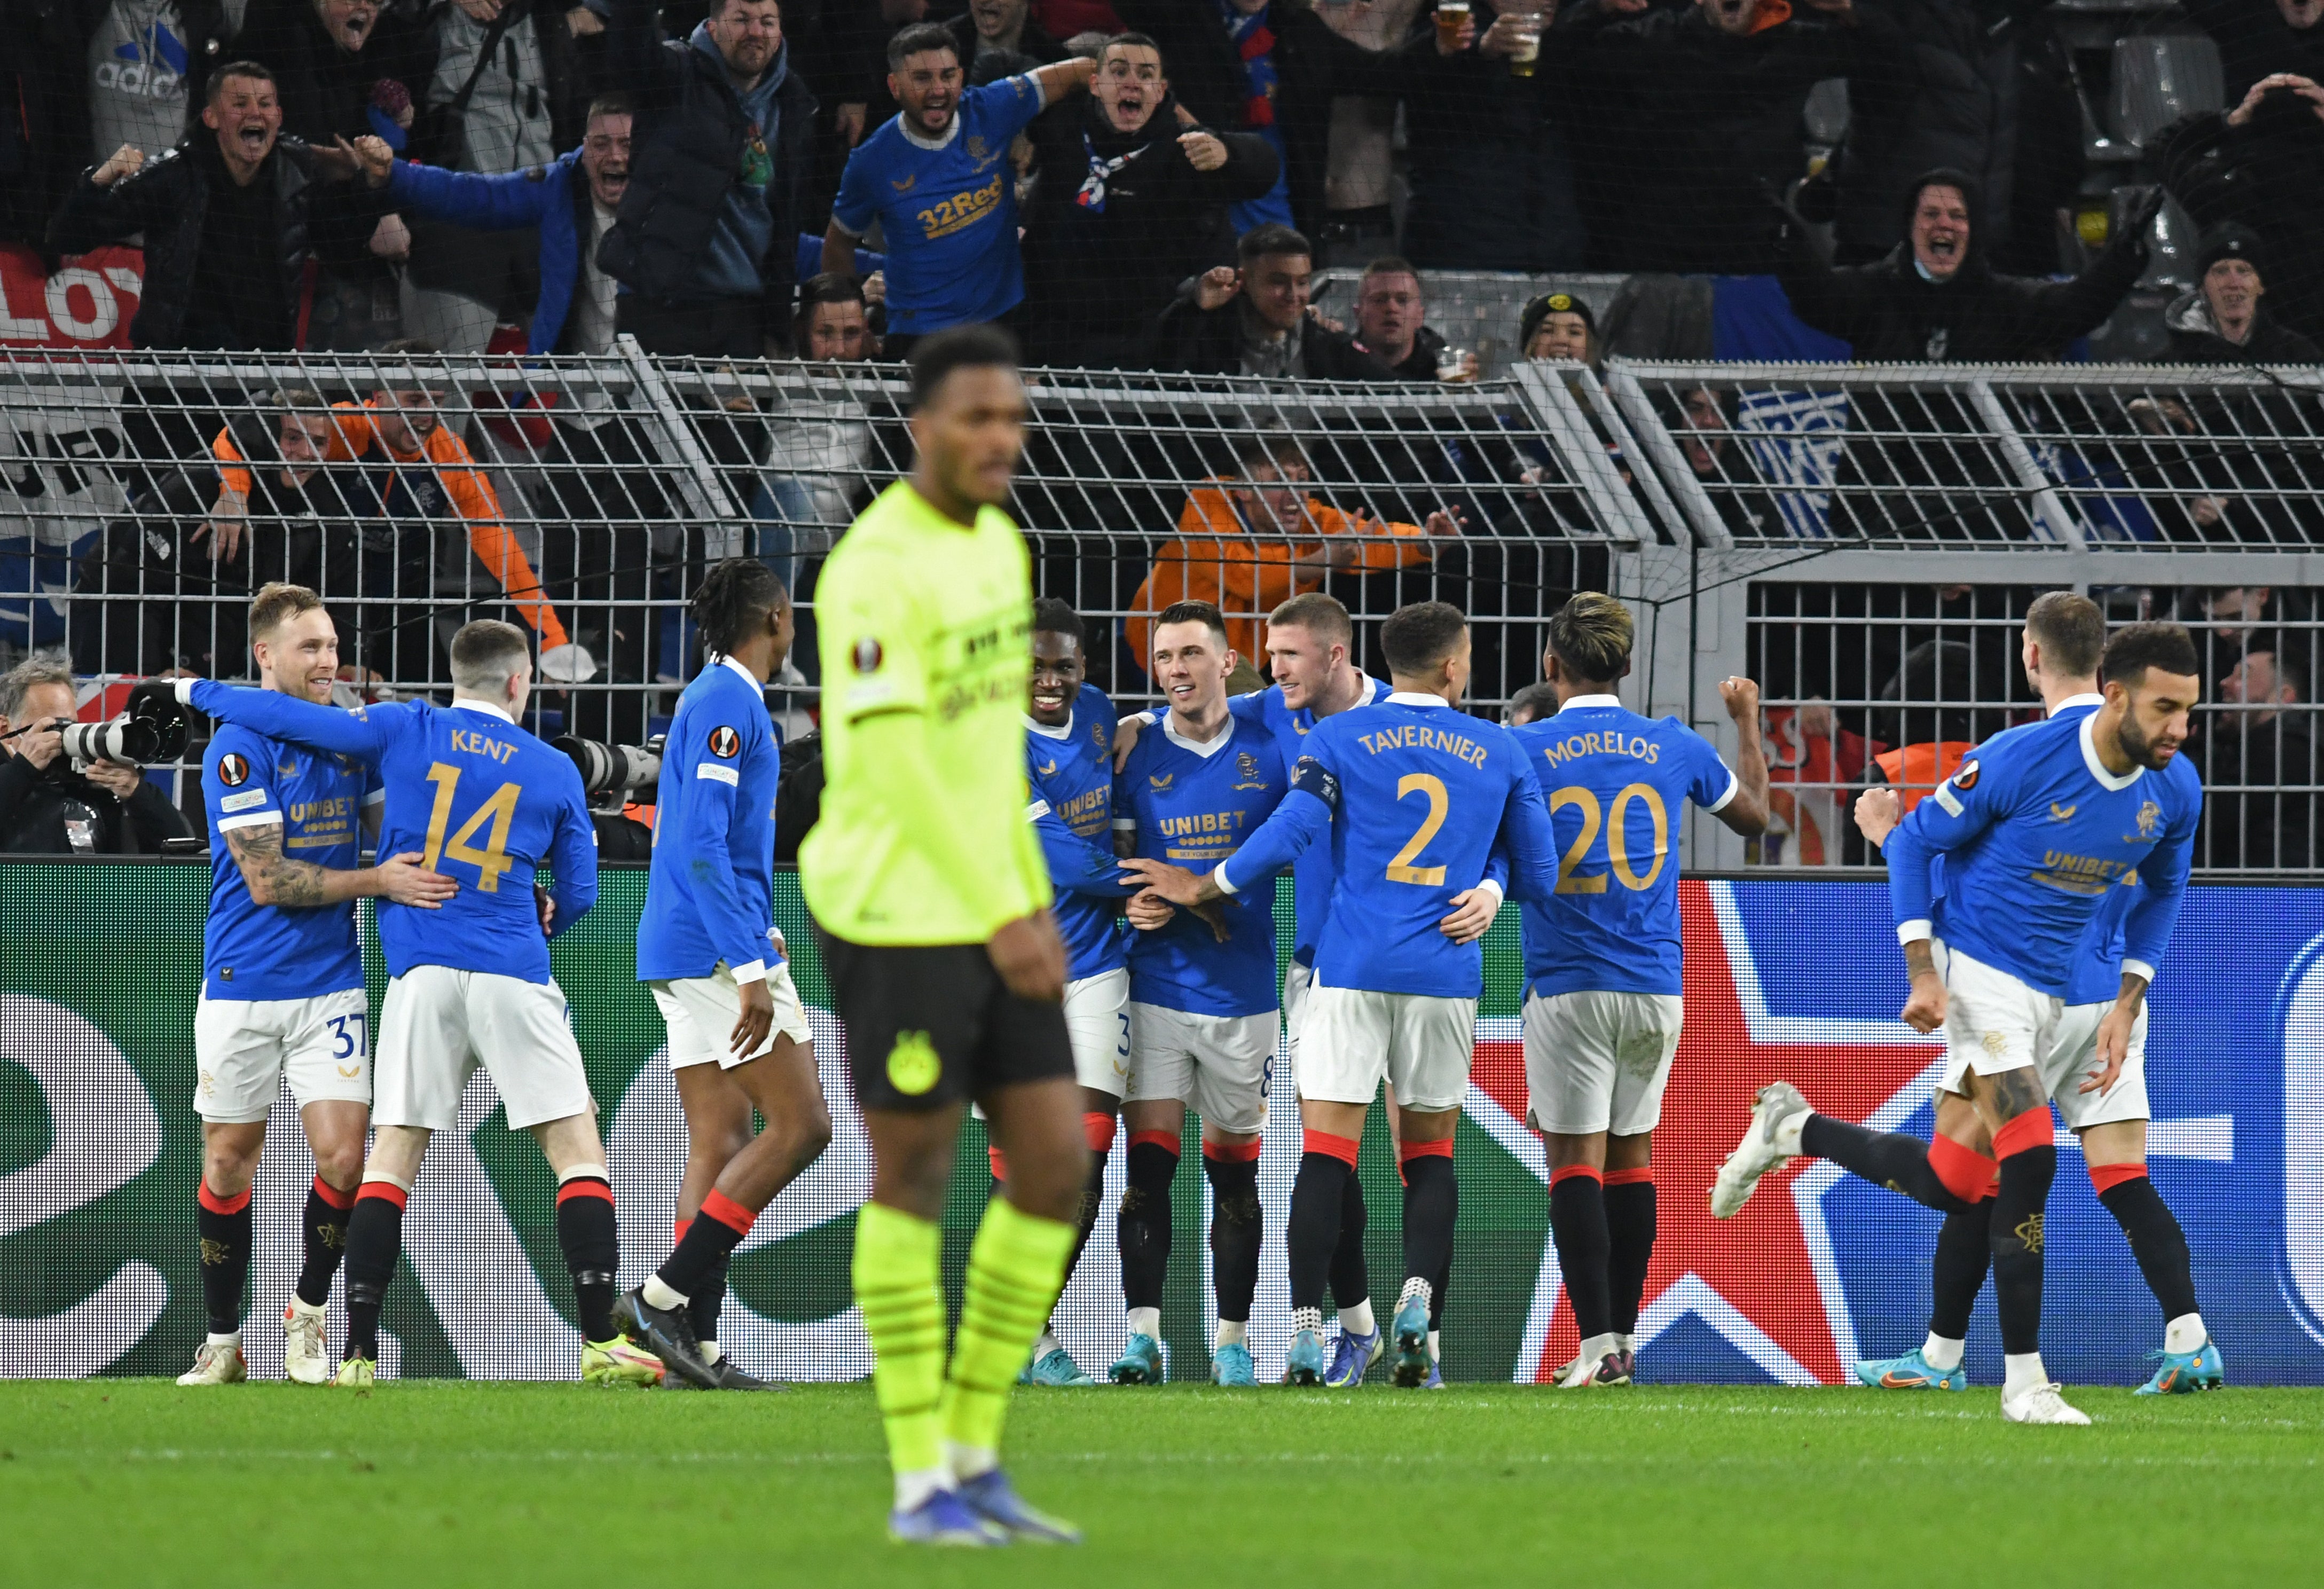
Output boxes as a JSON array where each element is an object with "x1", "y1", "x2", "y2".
[{"x1": 0, "y1": 659, "x2": 195, "y2": 855}]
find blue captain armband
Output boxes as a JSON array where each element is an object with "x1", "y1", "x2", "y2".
[{"x1": 1290, "y1": 756, "x2": 1340, "y2": 812}]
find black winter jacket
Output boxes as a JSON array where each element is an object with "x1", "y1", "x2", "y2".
[
  {"x1": 235, "y1": 0, "x2": 434, "y2": 146},
  {"x1": 1110, "y1": 0, "x2": 1416, "y2": 235},
  {"x1": 1562, "y1": 0, "x2": 1914, "y2": 273},
  {"x1": 48, "y1": 135, "x2": 392, "y2": 348},
  {"x1": 2154, "y1": 101, "x2": 2324, "y2": 347},
  {"x1": 598, "y1": 0, "x2": 818, "y2": 314},
  {"x1": 1148, "y1": 290, "x2": 1400, "y2": 380},
  {"x1": 1835, "y1": 0, "x2": 2020, "y2": 260},
  {"x1": 2161, "y1": 290, "x2": 2324, "y2": 365},
  {"x1": 1776, "y1": 168, "x2": 2146, "y2": 360},
  {"x1": 0, "y1": 751, "x2": 193, "y2": 855},
  {"x1": 1021, "y1": 93, "x2": 1279, "y2": 366}
]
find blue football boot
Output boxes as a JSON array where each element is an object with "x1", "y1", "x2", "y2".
[
  {"x1": 1284, "y1": 1326, "x2": 1326, "y2": 1386},
  {"x1": 2135, "y1": 1340, "x2": 2226, "y2": 1395},
  {"x1": 1109, "y1": 1332, "x2": 1164, "y2": 1385},
  {"x1": 890, "y1": 1489, "x2": 1007, "y2": 1546},
  {"x1": 1324, "y1": 1326, "x2": 1383, "y2": 1388},
  {"x1": 1853, "y1": 1347, "x2": 1968, "y2": 1391},
  {"x1": 957, "y1": 1468, "x2": 1082, "y2": 1544},
  {"x1": 1389, "y1": 1293, "x2": 1432, "y2": 1388},
  {"x1": 1211, "y1": 1341, "x2": 1257, "y2": 1386},
  {"x1": 1020, "y1": 1346, "x2": 1095, "y2": 1387}
]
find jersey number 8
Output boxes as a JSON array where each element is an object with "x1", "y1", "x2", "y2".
[
  {"x1": 423, "y1": 762, "x2": 521, "y2": 892},
  {"x1": 1550, "y1": 783, "x2": 1669, "y2": 894}
]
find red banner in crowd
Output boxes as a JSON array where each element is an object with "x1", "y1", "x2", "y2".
[{"x1": 0, "y1": 243, "x2": 144, "y2": 349}]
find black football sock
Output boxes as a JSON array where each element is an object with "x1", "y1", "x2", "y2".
[
  {"x1": 196, "y1": 1182, "x2": 253, "y2": 1335},
  {"x1": 1329, "y1": 1162, "x2": 1371, "y2": 1316},
  {"x1": 1549, "y1": 1168, "x2": 1613, "y2": 1343},
  {"x1": 342, "y1": 1184, "x2": 406, "y2": 1360},
  {"x1": 1604, "y1": 1171, "x2": 1656, "y2": 1338},
  {"x1": 1069, "y1": 1119, "x2": 1111, "y2": 1275},
  {"x1": 1929, "y1": 1199, "x2": 1993, "y2": 1343},
  {"x1": 1989, "y1": 1124, "x2": 2057, "y2": 1357},
  {"x1": 1289, "y1": 1134, "x2": 1357, "y2": 1315},
  {"x1": 1202, "y1": 1148, "x2": 1263, "y2": 1326},
  {"x1": 659, "y1": 1189, "x2": 754, "y2": 1302},
  {"x1": 2096, "y1": 1168, "x2": 2201, "y2": 1324},
  {"x1": 555, "y1": 1174, "x2": 621, "y2": 1343},
  {"x1": 1800, "y1": 1114, "x2": 1977, "y2": 1214},
  {"x1": 692, "y1": 1250, "x2": 731, "y2": 1347},
  {"x1": 1430, "y1": 1252, "x2": 1449, "y2": 1331},
  {"x1": 1118, "y1": 1133, "x2": 1179, "y2": 1315},
  {"x1": 296, "y1": 1176, "x2": 355, "y2": 1309},
  {"x1": 1399, "y1": 1146, "x2": 1457, "y2": 1302}
]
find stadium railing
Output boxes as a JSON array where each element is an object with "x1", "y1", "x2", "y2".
[{"x1": 7, "y1": 350, "x2": 2323, "y2": 874}]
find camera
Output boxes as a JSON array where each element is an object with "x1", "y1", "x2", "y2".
[
  {"x1": 554, "y1": 736, "x2": 664, "y2": 803},
  {"x1": 62, "y1": 683, "x2": 192, "y2": 771}
]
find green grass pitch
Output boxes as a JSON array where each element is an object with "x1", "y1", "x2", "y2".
[{"x1": 4, "y1": 1381, "x2": 2319, "y2": 1585}]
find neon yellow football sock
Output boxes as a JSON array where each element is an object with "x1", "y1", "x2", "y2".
[
  {"x1": 939, "y1": 1194, "x2": 1077, "y2": 1473},
  {"x1": 851, "y1": 1201, "x2": 947, "y2": 1484}
]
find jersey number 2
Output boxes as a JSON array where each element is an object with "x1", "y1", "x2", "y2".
[
  {"x1": 423, "y1": 762, "x2": 520, "y2": 892},
  {"x1": 1550, "y1": 784, "x2": 1669, "y2": 894},
  {"x1": 1386, "y1": 774, "x2": 1449, "y2": 886}
]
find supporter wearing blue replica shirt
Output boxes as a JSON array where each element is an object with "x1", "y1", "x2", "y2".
[
  {"x1": 624, "y1": 563, "x2": 831, "y2": 1394},
  {"x1": 1105, "y1": 601, "x2": 1288, "y2": 1390},
  {"x1": 1012, "y1": 601, "x2": 1134, "y2": 1389},
  {"x1": 1719, "y1": 618, "x2": 2208, "y2": 1429},
  {"x1": 1505, "y1": 594, "x2": 1769, "y2": 1391},
  {"x1": 184, "y1": 619, "x2": 667, "y2": 1393},
  {"x1": 823, "y1": 30, "x2": 1095, "y2": 340},
  {"x1": 178, "y1": 584, "x2": 458, "y2": 1393},
  {"x1": 1126, "y1": 601, "x2": 1560, "y2": 1391}
]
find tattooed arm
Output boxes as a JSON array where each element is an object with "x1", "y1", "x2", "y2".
[{"x1": 225, "y1": 823, "x2": 457, "y2": 908}]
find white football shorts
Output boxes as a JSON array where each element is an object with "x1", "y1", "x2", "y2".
[
  {"x1": 1522, "y1": 989, "x2": 1686, "y2": 1137},
  {"x1": 1932, "y1": 942, "x2": 2149, "y2": 1129},
  {"x1": 1297, "y1": 981, "x2": 1477, "y2": 1114},
  {"x1": 1065, "y1": 968, "x2": 1132, "y2": 1097},
  {"x1": 193, "y1": 987, "x2": 372, "y2": 1123},
  {"x1": 374, "y1": 964, "x2": 594, "y2": 1132},
  {"x1": 654, "y1": 959, "x2": 814, "y2": 1071},
  {"x1": 1282, "y1": 959, "x2": 1314, "y2": 1070},
  {"x1": 1125, "y1": 1001, "x2": 1274, "y2": 1135}
]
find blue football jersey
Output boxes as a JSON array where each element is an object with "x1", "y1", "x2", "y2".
[
  {"x1": 1115, "y1": 714, "x2": 1289, "y2": 1017},
  {"x1": 201, "y1": 721, "x2": 380, "y2": 1002},
  {"x1": 830, "y1": 75, "x2": 1048, "y2": 334},
  {"x1": 1221, "y1": 693, "x2": 1560, "y2": 998},
  {"x1": 1887, "y1": 708, "x2": 2203, "y2": 998},
  {"x1": 1027, "y1": 683, "x2": 1132, "y2": 982},
  {"x1": 1511, "y1": 697, "x2": 1739, "y2": 1000},
  {"x1": 639, "y1": 658, "x2": 782, "y2": 983},
  {"x1": 1226, "y1": 677, "x2": 1391, "y2": 966},
  {"x1": 188, "y1": 681, "x2": 598, "y2": 982}
]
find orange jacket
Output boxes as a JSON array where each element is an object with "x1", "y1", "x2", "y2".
[
  {"x1": 1874, "y1": 741, "x2": 1976, "y2": 814},
  {"x1": 1126, "y1": 481, "x2": 1431, "y2": 668},
  {"x1": 213, "y1": 403, "x2": 569, "y2": 649}
]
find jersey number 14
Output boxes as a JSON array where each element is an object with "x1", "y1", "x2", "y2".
[{"x1": 423, "y1": 762, "x2": 520, "y2": 892}]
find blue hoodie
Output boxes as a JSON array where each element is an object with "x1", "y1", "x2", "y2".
[{"x1": 692, "y1": 24, "x2": 787, "y2": 301}]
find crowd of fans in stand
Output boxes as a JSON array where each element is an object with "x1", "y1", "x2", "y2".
[{"x1": 2, "y1": 0, "x2": 2323, "y2": 368}]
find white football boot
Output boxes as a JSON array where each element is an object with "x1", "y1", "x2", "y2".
[
  {"x1": 283, "y1": 1299, "x2": 332, "y2": 1386},
  {"x1": 176, "y1": 1339, "x2": 248, "y2": 1386},
  {"x1": 2002, "y1": 1382, "x2": 2091, "y2": 1426},
  {"x1": 1710, "y1": 1081, "x2": 1811, "y2": 1218}
]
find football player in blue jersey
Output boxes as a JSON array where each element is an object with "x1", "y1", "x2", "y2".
[
  {"x1": 1715, "y1": 620, "x2": 2205, "y2": 1424},
  {"x1": 1109, "y1": 600, "x2": 1291, "y2": 1387},
  {"x1": 1127, "y1": 601, "x2": 1563, "y2": 1388},
  {"x1": 178, "y1": 620, "x2": 663, "y2": 1388},
  {"x1": 1007, "y1": 598, "x2": 1135, "y2": 1387},
  {"x1": 1736, "y1": 595, "x2": 2220, "y2": 1397},
  {"x1": 1112, "y1": 592, "x2": 1423, "y2": 1384},
  {"x1": 617, "y1": 562, "x2": 833, "y2": 1392},
  {"x1": 1511, "y1": 594, "x2": 1769, "y2": 1389},
  {"x1": 177, "y1": 584, "x2": 458, "y2": 1388}
]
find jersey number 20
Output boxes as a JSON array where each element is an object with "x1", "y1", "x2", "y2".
[
  {"x1": 423, "y1": 762, "x2": 520, "y2": 892},
  {"x1": 1550, "y1": 784, "x2": 1669, "y2": 894}
]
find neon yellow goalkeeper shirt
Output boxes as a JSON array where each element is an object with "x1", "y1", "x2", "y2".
[{"x1": 800, "y1": 479, "x2": 1051, "y2": 945}]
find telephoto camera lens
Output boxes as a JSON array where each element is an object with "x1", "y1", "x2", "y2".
[
  {"x1": 59, "y1": 715, "x2": 159, "y2": 767},
  {"x1": 554, "y1": 736, "x2": 664, "y2": 797}
]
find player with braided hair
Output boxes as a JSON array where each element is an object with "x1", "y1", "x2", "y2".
[{"x1": 614, "y1": 558, "x2": 835, "y2": 1390}]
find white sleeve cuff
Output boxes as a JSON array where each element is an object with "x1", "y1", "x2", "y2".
[
  {"x1": 215, "y1": 810, "x2": 282, "y2": 832},
  {"x1": 1896, "y1": 919, "x2": 1934, "y2": 945},
  {"x1": 1112, "y1": 817, "x2": 1137, "y2": 832},
  {"x1": 1212, "y1": 861, "x2": 1240, "y2": 896},
  {"x1": 1705, "y1": 767, "x2": 1740, "y2": 814},
  {"x1": 175, "y1": 678, "x2": 199, "y2": 704},
  {"x1": 362, "y1": 787, "x2": 386, "y2": 807},
  {"x1": 1473, "y1": 878, "x2": 1504, "y2": 907},
  {"x1": 2121, "y1": 959, "x2": 2156, "y2": 985},
  {"x1": 730, "y1": 958, "x2": 767, "y2": 985}
]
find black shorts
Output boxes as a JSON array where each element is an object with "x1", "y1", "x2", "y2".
[{"x1": 818, "y1": 932, "x2": 1075, "y2": 1113}]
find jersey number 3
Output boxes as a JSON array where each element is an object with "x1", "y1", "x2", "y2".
[
  {"x1": 1386, "y1": 774, "x2": 1449, "y2": 886},
  {"x1": 423, "y1": 762, "x2": 520, "y2": 892},
  {"x1": 1550, "y1": 784, "x2": 1669, "y2": 894}
]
